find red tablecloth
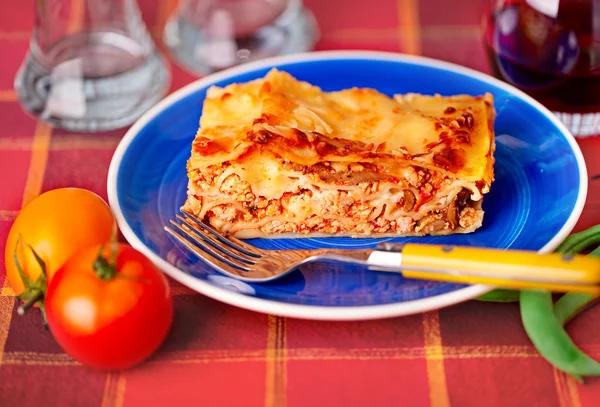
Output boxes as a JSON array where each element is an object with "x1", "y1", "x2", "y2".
[{"x1": 2, "y1": 1, "x2": 600, "y2": 406}]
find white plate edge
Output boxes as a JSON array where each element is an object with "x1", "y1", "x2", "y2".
[{"x1": 106, "y1": 50, "x2": 588, "y2": 321}]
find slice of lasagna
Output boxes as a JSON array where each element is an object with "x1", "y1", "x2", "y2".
[{"x1": 182, "y1": 69, "x2": 495, "y2": 238}]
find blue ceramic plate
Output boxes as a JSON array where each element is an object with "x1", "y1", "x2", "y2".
[{"x1": 107, "y1": 51, "x2": 587, "y2": 320}]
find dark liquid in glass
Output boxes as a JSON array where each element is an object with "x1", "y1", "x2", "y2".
[{"x1": 483, "y1": 0, "x2": 600, "y2": 136}]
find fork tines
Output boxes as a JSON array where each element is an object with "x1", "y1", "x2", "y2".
[{"x1": 164, "y1": 210, "x2": 263, "y2": 275}]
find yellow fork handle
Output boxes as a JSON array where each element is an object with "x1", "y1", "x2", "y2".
[{"x1": 371, "y1": 243, "x2": 600, "y2": 294}]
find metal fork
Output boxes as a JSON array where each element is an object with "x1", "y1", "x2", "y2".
[
  {"x1": 164, "y1": 210, "x2": 377, "y2": 282},
  {"x1": 164, "y1": 209, "x2": 600, "y2": 294}
]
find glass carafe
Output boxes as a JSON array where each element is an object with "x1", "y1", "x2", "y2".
[
  {"x1": 163, "y1": 0, "x2": 319, "y2": 75},
  {"x1": 15, "y1": 0, "x2": 171, "y2": 132}
]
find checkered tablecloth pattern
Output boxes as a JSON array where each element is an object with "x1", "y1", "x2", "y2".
[{"x1": 2, "y1": 1, "x2": 600, "y2": 406}]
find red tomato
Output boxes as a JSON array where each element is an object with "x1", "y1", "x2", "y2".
[{"x1": 45, "y1": 243, "x2": 173, "y2": 370}]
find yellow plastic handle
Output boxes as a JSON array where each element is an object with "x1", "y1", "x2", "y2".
[{"x1": 397, "y1": 244, "x2": 600, "y2": 294}]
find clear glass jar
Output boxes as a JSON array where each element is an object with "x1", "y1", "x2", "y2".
[
  {"x1": 163, "y1": 0, "x2": 319, "y2": 75},
  {"x1": 15, "y1": 0, "x2": 171, "y2": 132}
]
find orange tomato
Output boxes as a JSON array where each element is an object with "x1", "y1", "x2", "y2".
[{"x1": 5, "y1": 188, "x2": 115, "y2": 296}]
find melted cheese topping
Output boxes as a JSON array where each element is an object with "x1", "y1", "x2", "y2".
[
  {"x1": 189, "y1": 69, "x2": 495, "y2": 191},
  {"x1": 238, "y1": 151, "x2": 289, "y2": 198}
]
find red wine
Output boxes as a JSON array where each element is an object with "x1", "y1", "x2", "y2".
[{"x1": 483, "y1": 0, "x2": 600, "y2": 136}]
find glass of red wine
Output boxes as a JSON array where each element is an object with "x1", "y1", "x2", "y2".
[
  {"x1": 163, "y1": 0, "x2": 319, "y2": 76},
  {"x1": 483, "y1": 0, "x2": 600, "y2": 138}
]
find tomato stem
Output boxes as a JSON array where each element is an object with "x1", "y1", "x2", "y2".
[
  {"x1": 13, "y1": 236, "x2": 48, "y2": 320},
  {"x1": 13, "y1": 235, "x2": 33, "y2": 287},
  {"x1": 17, "y1": 289, "x2": 43, "y2": 315},
  {"x1": 38, "y1": 301, "x2": 48, "y2": 329},
  {"x1": 94, "y1": 226, "x2": 121, "y2": 281},
  {"x1": 94, "y1": 245, "x2": 117, "y2": 281},
  {"x1": 26, "y1": 243, "x2": 48, "y2": 277}
]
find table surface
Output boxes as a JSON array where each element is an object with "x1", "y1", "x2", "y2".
[{"x1": 2, "y1": 1, "x2": 600, "y2": 406}]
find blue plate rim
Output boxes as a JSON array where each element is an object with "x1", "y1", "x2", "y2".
[{"x1": 107, "y1": 50, "x2": 588, "y2": 321}]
